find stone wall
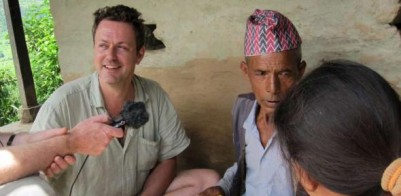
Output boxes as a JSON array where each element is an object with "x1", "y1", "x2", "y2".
[{"x1": 50, "y1": 0, "x2": 401, "y2": 174}]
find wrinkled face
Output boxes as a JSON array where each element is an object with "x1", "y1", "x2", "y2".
[
  {"x1": 93, "y1": 20, "x2": 144, "y2": 87},
  {"x1": 241, "y1": 50, "x2": 306, "y2": 116}
]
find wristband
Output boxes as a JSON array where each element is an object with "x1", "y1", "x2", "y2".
[{"x1": 7, "y1": 134, "x2": 16, "y2": 146}]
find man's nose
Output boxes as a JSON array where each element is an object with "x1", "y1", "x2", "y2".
[
  {"x1": 267, "y1": 74, "x2": 280, "y2": 94},
  {"x1": 106, "y1": 47, "x2": 117, "y2": 61}
]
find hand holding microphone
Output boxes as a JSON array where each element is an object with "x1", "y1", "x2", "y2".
[
  {"x1": 71, "y1": 101, "x2": 149, "y2": 155},
  {"x1": 45, "y1": 101, "x2": 149, "y2": 178}
]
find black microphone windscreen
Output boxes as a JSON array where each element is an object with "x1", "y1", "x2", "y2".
[{"x1": 111, "y1": 101, "x2": 149, "y2": 128}]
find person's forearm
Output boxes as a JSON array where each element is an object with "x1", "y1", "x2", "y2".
[
  {"x1": 141, "y1": 157, "x2": 177, "y2": 196},
  {"x1": 1, "y1": 128, "x2": 67, "y2": 147},
  {"x1": 0, "y1": 135, "x2": 70, "y2": 184}
]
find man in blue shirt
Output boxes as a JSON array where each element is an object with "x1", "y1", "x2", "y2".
[{"x1": 201, "y1": 9, "x2": 306, "y2": 195}]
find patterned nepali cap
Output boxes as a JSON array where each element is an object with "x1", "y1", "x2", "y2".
[{"x1": 244, "y1": 9, "x2": 302, "y2": 56}]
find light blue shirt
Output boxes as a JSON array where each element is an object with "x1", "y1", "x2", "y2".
[{"x1": 218, "y1": 101, "x2": 294, "y2": 196}]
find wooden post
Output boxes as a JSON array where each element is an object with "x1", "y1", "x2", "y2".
[{"x1": 3, "y1": 0, "x2": 40, "y2": 123}]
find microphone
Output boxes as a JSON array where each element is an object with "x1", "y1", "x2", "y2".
[{"x1": 110, "y1": 101, "x2": 149, "y2": 128}]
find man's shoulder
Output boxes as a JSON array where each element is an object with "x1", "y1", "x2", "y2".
[
  {"x1": 135, "y1": 75, "x2": 166, "y2": 96},
  {"x1": 234, "y1": 93, "x2": 256, "y2": 109},
  {"x1": 135, "y1": 75, "x2": 160, "y2": 87},
  {"x1": 236, "y1": 93, "x2": 256, "y2": 102},
  {"x1": 45, "y1": 74, "x2": 93, "y2": 105},
  {"x1": 62, "y1": 75, "x2": 93, "y2": 90},
  {"x1": 232, "y1": 93, "x2": 255, "y2": 122}
]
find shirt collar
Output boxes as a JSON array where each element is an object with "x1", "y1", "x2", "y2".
[
  {"x1": 90, "y1": 72, "x2": 104, "y2": 108},
  {"x1": 89, "y1": 73, "x2": 150, "y2": 109},
  {"x1": 133, "y1": 75, "x2": 150, "y2": 104},
  {"x1": 243, "y1": 100, "x2": 258, "y2": 131}
]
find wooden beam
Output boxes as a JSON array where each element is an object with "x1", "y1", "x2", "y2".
[{"x1": 3, "y1": 0, "x2": 40, "y2": 123}]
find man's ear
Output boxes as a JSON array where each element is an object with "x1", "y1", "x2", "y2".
[
  {"x1": 298, "y1": 60, "x2": 307, "y2": 78},
  {"x1": 294, "y1": 163, "x2": 318, "y2": 193},
  {"x1": 136, "y1": 47, "x2": 146, "y2": 65},
  {"x1": 240, "y1": 60, "x2": 249, "y2": 78}
]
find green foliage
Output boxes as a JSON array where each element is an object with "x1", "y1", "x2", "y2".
[
  {"x1": 24, "y1": 0, "x2": 63, "y2": 103},
  {"x1": 0, "y1": 66, "x2": 19, "y2": 125},
  {"x1": 0, "y1": 0, "x2": 62, "y2": 126},
  {"x1": 0, "y1": 32, "x2": 12, "y2": 65}
]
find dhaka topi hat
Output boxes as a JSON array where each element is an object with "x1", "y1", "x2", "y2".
[{"x1": 244, "y1": 9, "x2": 302, "y2": 56}]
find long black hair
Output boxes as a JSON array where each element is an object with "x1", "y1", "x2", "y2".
[{"x1": 275, "y1": 59, "x2": 401, "y2": 195}]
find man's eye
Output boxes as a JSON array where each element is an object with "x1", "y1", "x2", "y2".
[
  {"x1": 118, "y1": 46, "x2": 127, "y2": 50},
  {"x1": 98, "y1": 44, "x2": 107, "y2": 49},
  {"x1": 281, "y1": 72, "x2": 290, "y2": 76},
  {"x1": 255, "y1": 71, "x2": 266, "y2": 76}
]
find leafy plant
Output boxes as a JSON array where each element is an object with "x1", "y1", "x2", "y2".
[
  {"x1": 0, "y1": 66, "x2": 19, "y2": 125},
  {"x1": 0, "y1": 0, "x2": 62, "y2": 126},
  {"x1": 24, "y1": 0, "x2": 63, "y2": 103}
]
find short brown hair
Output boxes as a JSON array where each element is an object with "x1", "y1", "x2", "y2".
[{"x1": 92, "y1": 5, "x2": 145, "y2": 52}]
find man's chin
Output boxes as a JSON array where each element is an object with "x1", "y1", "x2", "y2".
[
  {"x1": 99, "y1": 75, "x2": 120, "y2": 85},
  {"x1": 259, "y1": 105, "x2": 276, "y2": 116}
]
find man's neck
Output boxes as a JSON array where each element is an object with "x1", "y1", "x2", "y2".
[
  {"x1": 256, "y1": 109, "x2": 275, "y2": 148},
  {"x1": 100, "y1": 81, "x2": 135, "y2": 118}
]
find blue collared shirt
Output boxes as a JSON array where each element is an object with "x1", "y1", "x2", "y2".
[
  {"x1": 243, "y1": 101, "x2": 294, "y2": 195},
  {"x1": 218, "y1": 101, "x2": 294, "y2": 195}
]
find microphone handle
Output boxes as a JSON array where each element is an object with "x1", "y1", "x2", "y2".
[
  {"x1": 110, "y1": 115, "x2": 125, "y2": 128},
  {"x1": 112, "y1": 120, "x2": 126, "y2": 128}
]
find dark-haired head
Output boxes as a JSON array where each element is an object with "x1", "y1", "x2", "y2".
[
  {"x1": 275, "y1": 59, "x2": 401, "y2": 195},
  {"x1": 92, "y1": 5, "x2": 145, "y2": 52}
]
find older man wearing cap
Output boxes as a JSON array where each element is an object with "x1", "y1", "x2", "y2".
[{"x1": 200, "y1": 9, "x2": 306, "y2": 196}]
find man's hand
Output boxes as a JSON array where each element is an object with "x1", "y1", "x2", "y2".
[
  {"x1": 45, "y1": 114, "x2": 123, "y2": 178},
  {"x1": 67, "y1": 114, "x2": 123, "y2": 156},
  {"x1": 44, "y1": 155, "x2": 76, "y2": 178},
  {"x1": 199, "y1": 186, "x2": 225, "y2": 196}
]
